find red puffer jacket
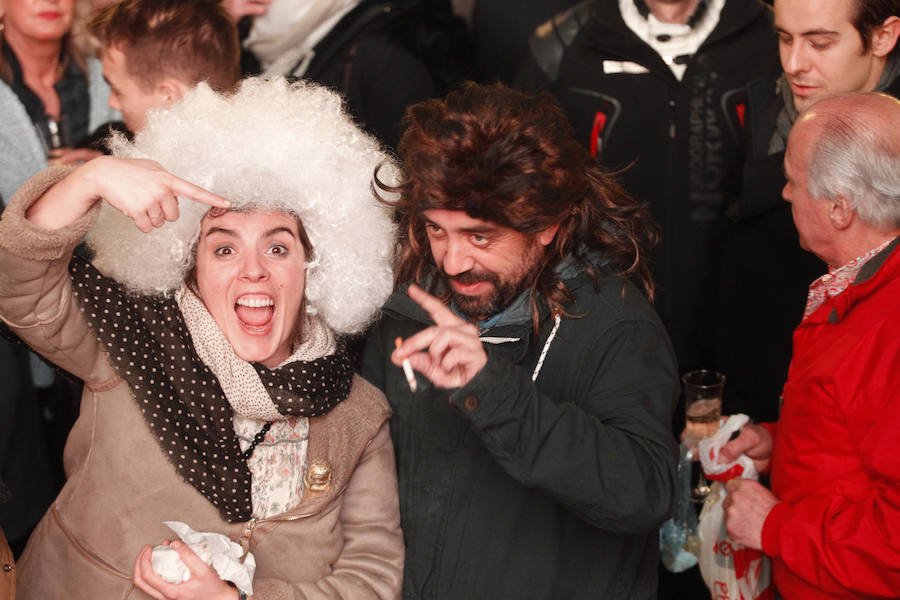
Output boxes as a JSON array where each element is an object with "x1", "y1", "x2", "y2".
[{"x1": 761, "y1": 238, "x2": 900, "y2": 599}]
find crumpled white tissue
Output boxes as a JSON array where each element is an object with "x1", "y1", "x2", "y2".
[
  {"x1": 150, "y1": 521, "x2": 255, "y2": 595},
  {"x1": 698, "y1": 414, "x2": 758, "y2": 482}
]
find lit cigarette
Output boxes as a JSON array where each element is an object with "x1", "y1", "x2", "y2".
[{"x1": 395, "y1": 337, "x2": 417, "y2": 393}]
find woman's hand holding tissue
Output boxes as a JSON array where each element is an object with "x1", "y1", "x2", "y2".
[
  {"x1": 718, "y1": 423, "x2": 774, "y2": 475},
  {"x1": 133, "y1": 540, "x2": 238, "y2": 600},
  {"x1": 722, "y1": 479, "x2": 779, "y2": 551}
]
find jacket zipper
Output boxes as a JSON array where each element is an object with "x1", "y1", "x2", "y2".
[{"x1": 235, "y1": 488, "x2": 347, "y2": 555}]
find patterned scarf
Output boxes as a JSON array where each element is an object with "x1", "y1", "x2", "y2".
[
  {"x1": 803, "y1": 238, "x2": 893, "y2": 319},
  {"x1": 68, "y1": 256, "x2": 354, "y2": 522}
]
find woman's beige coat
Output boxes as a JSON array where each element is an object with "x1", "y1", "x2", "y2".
[
  {"x1": 0, "y1": 525, "x2": 13, "y2": 600},
  {"x1": 0, "y1": 170, "x2": 404, "y2": 599}
]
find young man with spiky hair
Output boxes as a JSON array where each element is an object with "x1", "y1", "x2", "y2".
[{"x1": 89, "y1": 0, "x2": 241, "y2": 133}]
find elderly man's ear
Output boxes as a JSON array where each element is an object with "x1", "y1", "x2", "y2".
[{"x1": 828, "y1": 195, "x2": 855, "y2": 230}]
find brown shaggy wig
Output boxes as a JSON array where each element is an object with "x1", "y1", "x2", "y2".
[{"x1": 377, "y1": 81, "x2": 659, "y2": 331}]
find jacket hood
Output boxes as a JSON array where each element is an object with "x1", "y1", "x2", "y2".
[{"x1": 585, "y1": 0, "x2": 772, "y2": 59}]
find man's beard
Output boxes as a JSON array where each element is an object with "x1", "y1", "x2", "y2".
[{"x1": 442, "y1": 249, "x2": 545, "y2": 322}]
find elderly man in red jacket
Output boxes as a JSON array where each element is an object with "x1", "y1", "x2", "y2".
[{"x1": 720, "y1": 91, "x2": 900, "y2": 599}]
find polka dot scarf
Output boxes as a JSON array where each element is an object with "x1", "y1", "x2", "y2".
[
  {"x1": 68, "y1": 256, "x2": 353, "y2": 522},
  {"x1": 176, "y1": 284, "x2": 341, "y2": 421}
]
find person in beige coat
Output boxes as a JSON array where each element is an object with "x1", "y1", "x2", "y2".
[{"x1": 0, "y1": 77, "x2": 403, "y2": 600}]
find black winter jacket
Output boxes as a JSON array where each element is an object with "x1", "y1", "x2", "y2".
[
  {"x1": 361, "y1": 261, "x2": 679, "y2": 599},
  {"x1": 515, "y1": 0, "x2": 780, "y2": 382},
  {"x1": 244, "y1": 0, "x2": 436, "y2": 150}
]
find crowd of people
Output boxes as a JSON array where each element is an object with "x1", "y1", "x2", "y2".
[{"x1": 1, "y1": 0, "x2": 898, "y2": 599}]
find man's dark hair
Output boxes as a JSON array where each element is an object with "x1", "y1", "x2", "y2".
[
  {"x1": 379, "y1": 81, "x2": 658, "y2": 330},
  {"x1": 852, "y1": 0, "x2": 899, "y2": 54},
  {"x1": 88, "y1": 0, "x2": 240, "y2": 93}
]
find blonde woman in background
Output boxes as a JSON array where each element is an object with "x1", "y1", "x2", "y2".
[{"x1": 0, "y1": 0, "x2": 118, "y2": 204}]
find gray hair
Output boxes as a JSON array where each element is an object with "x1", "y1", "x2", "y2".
[{"x1": 806, "y1": 95, "x2": 900, "y2": 230}]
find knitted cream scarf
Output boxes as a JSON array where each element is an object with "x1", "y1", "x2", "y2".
[{"x1": 176, "y1": 285, "x2": 337, "y2": 420}]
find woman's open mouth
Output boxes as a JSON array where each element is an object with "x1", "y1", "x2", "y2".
[{"x1": 235, "y1": 295, "x2": 275, "y2": 335}]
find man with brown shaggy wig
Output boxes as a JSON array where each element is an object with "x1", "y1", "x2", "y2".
[
  {"x1": 88, "y1": 0, "x2": 240, "y2": 133},
  {"x1": 362, "y1": 82, "x2": 679, "y2": 599}
]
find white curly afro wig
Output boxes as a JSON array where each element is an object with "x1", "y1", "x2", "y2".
[{"x1": 86, "y1": 77, "x2": 399, "y2": 334}]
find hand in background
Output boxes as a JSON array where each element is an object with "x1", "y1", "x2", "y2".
[
  {"x1": 222, "y1": 0, "x2": 274, "y2": 19},
  {"x1": 48, "y1": 147, "x2": 104, "y2": 166}
]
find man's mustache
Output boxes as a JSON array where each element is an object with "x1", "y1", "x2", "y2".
[{"x1": 442, "y1": 269, "x2": 498, "y2": 287}]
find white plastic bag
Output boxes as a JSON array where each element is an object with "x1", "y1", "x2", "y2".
[{"x1": 696, "y1": 415, "x2": 773, "y2": 600}]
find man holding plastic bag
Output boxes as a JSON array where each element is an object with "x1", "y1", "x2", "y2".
[
  {"x1": 697, "y1": 415, "x2": 773, "y2": 600},
  {"x1": 719, "y1": 92, "x2": 900, "y2": 599}
]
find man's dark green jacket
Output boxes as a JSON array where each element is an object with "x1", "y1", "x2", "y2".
[{"x1": 361, "y1": 260, "x2": 679, "y2": 599}]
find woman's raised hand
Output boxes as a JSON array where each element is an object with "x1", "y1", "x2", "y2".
[
  {"x1": 25, "y1": 156, "x2": 230, "y2": 232},
  {"x1": 133, "y1": 540, "x2": 239, "y2": 600},
  {"x1": 83, "y1": 157, "x2": 230, "y2": 233}
]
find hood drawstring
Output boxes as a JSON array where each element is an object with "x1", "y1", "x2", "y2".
[{"x1": 531, "y1": 310, "x2": 562, "y2": 381}]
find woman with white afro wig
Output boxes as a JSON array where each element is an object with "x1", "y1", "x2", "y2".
[{"x1": 0, "y1": 77, "x2": 404, "y2": 599}]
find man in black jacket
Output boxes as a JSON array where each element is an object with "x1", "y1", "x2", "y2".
[
  {"x1": 361, "y1": 82, "x2": 679, "y2": 599},
  {"x1": 515, "y1": 0, "x2": 781, "y2": 415}
]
